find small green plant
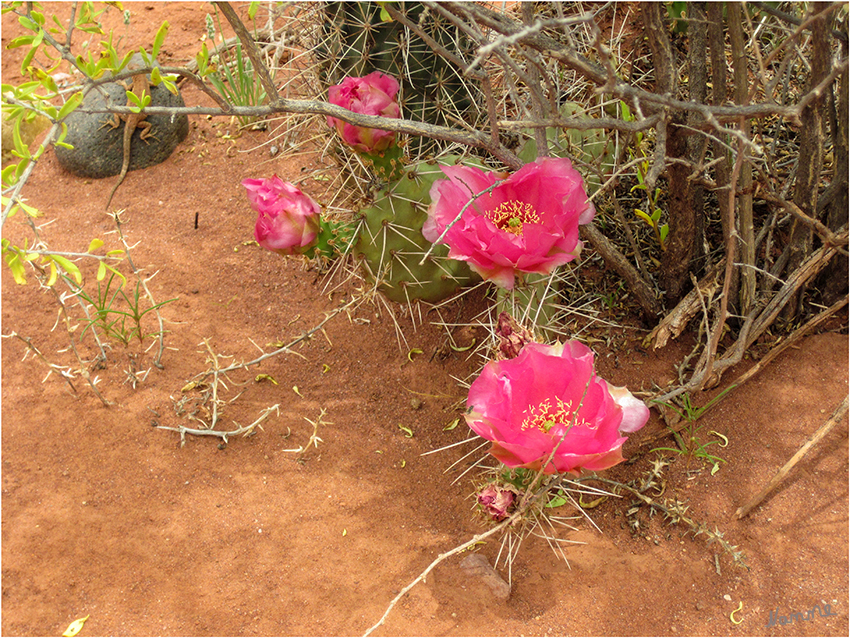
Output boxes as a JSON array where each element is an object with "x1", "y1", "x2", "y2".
[
  {"x1": 620, "y1": 101, "x2": 668, "y2": 252},
  {"x1": 69, "y1": 271, "x2": 176, "y2": 348},
  {"x1": 632, "y1": 187, "x2": 668, "y2": 252},
  {"x1": 202, "y1": 12, "x2": 266, "y2": 126},
  {"x1": 650, "y1": 389, "x2": 734, "y2": 473}
]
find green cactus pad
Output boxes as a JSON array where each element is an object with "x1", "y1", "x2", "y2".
[{"x1": 355, "y1": 156, "x2": 482, "y2": 303}]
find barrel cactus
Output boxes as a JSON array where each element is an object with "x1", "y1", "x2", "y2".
[{"x1": 355, "y1": 156, "x2": 482, "y2": 303}]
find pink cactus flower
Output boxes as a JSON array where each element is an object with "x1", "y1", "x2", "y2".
[
  {"x1": 465, "y1": 341, "x2": 649, "y2": 475},
  {"x1": 327, "y1": 72, "x2": 400, "y2": 154},
  {"x1": 477, "y1": 484, "x2": 517, "y2": 522},
  {"x1": 243, "y1": 176, "x2": 321, "y2": 256},
  {"x1": 422, "y1": 158, "x2": 595, "y2": 289}
]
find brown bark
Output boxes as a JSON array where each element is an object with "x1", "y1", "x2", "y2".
[
  {"x1": 820, "y1": 34, "x2": 849, "y2": 302},
  {"x1": 707, "y1": 3, "x2": 738, "y2": 313},
  {"x1": 661, "y1": 126, "x2": 695, "y2": 304},
  {"x1": 728, "y1": 3, "x2": 756, "y2": 316},
  {"x1": 686, "y1": 2, "x2": 708, "y2": 269},
  {"x1": 641, "y1": 3, "x2": 694, "y2": 305}
]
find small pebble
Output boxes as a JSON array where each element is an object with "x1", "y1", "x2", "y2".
[
  {"x1": 410, "y1": 398, "x2": 423, "y2": 410},
  {"x1": 723, "y1": 594, "x2": 732, "y2": 601}
]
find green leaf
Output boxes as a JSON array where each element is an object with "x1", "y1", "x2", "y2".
[
  {"x1": 57, "y1": 91, "x2": 83, "y2": 120},
  {"x1": 159, "y1": 76, "x2": 178, "y2": 95},
  {"x1": 443, "y1": 418, "x2": 460, "y2": 431},
  {"x1": 18, "y1": 15, "x2": 37, "y2": 30},
  {"x1": 2, "y1": 164, "x2": 19, "y2": 187},
  {"x1": 4, "y1": 251, "x2": 28, "y2": 284},
  {"x1": 55, "y1": 122, "x2": 73, "y2": 149},
  {"x1": 50, "y1": 254, "x2": 82, "y2": 284},
  {"x1": 14, "y1": 157, "x2": 31, "y2": 180},
  {"x1": 18, "y1": 201, "x2": 41, "y2": 217},
  {"x1": 619, "y1": 100, "x2": 632, "y2": 121},
  {"x1": 651, "y1": 208, "x2": 662, "y2": 223},
  {"x1": 634, "y1": 209, "x2": 655, "y2": 227},
  {"x1": 397, "y1": 424, "x2": 414, "y2": 438},
  {"x1": 151, "y1": 21, "x2": 169, "y2": 59},
  {"x1": 32, "y1": 67, "x2": 57, "y2": 93},
  {"x1": 545, "y1": 491, "x2": 567, "y2": 508},
  {"x1": 20, "y1": 45, "x2": 38, "y2": 77},
  {"x1": 150, "y1": 66, "x2": 162, "y2": 85},
  {"x1": 11, "y1": 117, "x2": 27, "y2": 157},
  {"x1": 659, "y1": 224, "x2": 669, "y2": 244},
  {"x1": 196, "y1": 42, "x2": 209, "y2": 75},
  {"x1": 6, "y1": 35, "x2": 35, "y2": 49},
  {"x1": 126, "y1": 90, "x2": 150, "y2": 111},
  {"x1": 46, "y1": 259, "x2": 59, "y2": 286},
  {"x1": 96, "y1": 260, "x2": 107, "y2": 281},
  {"x1": 87, "y1": 238, "x2": 105, "y2": 252},
  {"x1": 248, "y1": 1, "x2": 259, "y2": 20}
]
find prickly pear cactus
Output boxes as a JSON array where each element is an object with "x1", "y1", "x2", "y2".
[
  {"x1": 355, "y1": 156, "x2": 481, "y2": 303},
  {"x1": 315, "y1": 1, "x2": 483, "y2": 155}
]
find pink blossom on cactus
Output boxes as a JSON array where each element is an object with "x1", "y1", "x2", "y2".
[
  {"x1": 422, "y1": 158, "x2": 595, "y2": 289},
  {"x1": 477, "y1": 484, "x2": 517, "y2": 522},
  {"x1": 465, "y1": 341, "x2": 649, "y2": 475},
  {"x1": 243, "y1": 176, "x2": 321, "y2": 255},
  {"x1": 327, "y1": 72, "x2": 400, "y2": 154}
]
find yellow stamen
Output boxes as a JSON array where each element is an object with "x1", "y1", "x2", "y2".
[
  {"x1": 487, "y1": 200, "x2": 540, "y2": 236},
  {"x1": 521, "y1": 397, "x2": 594, "y2": 433}
]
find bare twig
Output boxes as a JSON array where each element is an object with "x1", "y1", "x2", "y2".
[
  {"x1": 735, "y1": 395, "x2": 849, "y2": 519},
  {"x1": 158, "y1": 404, "x2": 279, "y2": 447},
  {"x1": 193, "y1": 296, "x2": 359, "y2": 380}
]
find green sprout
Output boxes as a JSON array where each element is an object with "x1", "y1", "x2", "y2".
[
  {"x1": 621, "y1": 101, "x2": 668, "y2": 252},
  {"x1": 650, "y1": 388, "x2": 734, "y2": 473},
  {"x1": 202, "y1": 10, "x2": 267, "y2": 127},
  {"x1": 69, "y1": 271, "x2": 176, "y2": 348}
]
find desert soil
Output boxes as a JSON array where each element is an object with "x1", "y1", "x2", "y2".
[{"x1": 2, "y1": 3, "x2": 848, "y2": 637}]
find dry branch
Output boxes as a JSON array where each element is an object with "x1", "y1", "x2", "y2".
[
  {"x1": 646, "y1": 261, "x2": 725, "y2": 350},
  {"x1": 735, "y1": 395, "x2": 849, "y2": 519}
]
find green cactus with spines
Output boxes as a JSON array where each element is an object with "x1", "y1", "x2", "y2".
[
  {"x1": 509, "y1": 101, "x2": 615, "y2": 334},
  {"x1": 315, "y1": 1, "x2": 483, "y2": 156},
  {"x1": 355, "y1": 155, "x2": 482, "y2": 303}
]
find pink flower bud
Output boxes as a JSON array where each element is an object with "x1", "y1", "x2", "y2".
[
  {"x1": 243, "y1": 176, "x2": 321, "y2": 256},
  {"x1": 477, "y1": 484, "x2": 517, "y2": 522},
  {"x1": 327, "y1": 72, "x2": 400, "y2": 154},
  {"x1": 495, "y1": 312, "x2": 536, "y2": 360}
]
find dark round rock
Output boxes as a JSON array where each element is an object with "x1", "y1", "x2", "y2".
[{"x1": 55, "y1": 78, "x2": 189, "y2": 179}]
